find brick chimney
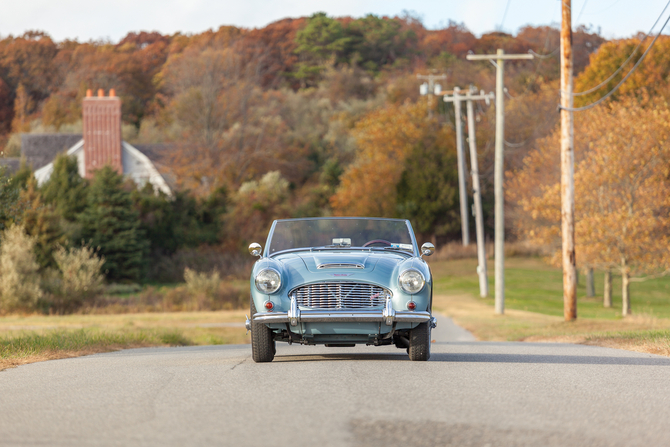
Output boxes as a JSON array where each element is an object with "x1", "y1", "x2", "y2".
[{"x1": 82, "y1": 88, "x2": 122, "y2": 178}]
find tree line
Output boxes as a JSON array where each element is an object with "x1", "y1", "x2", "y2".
[
  {"x1": 0, "y1": 14, "x2": 604, "y2": 241},
  {"x1": 2, "y1": 13, "x2": 669, "y2": 315}
]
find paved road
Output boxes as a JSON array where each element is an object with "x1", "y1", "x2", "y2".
[{"x1": 1, "y1": 314, "x2": 670, "y2": 447}]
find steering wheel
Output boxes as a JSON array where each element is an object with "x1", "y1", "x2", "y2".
[{"x1": 362, "y1": 239, "x2": 392, "y2": 247}]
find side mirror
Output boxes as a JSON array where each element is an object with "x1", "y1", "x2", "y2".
[
  {"x1": 249, "y1": 243, "x2": 262, "y2": 257},
  {"x1": 420, "y1": 242, "x2": 435, "y2": 258}
]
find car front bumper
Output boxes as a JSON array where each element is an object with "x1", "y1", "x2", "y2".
[{"x1": 246, "y1": 297, "x2": 436, "y2": 330}]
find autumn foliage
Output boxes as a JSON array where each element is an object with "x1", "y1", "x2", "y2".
[
  {"x1": 331, "y1": 102, "x2": 425, "y2": 217},
  {"x1": 5, "y1": 13, "x2": 669, "y2": 306},
  {"x1": 509, "y1": 96, "x2": 670, "y2": 314}
]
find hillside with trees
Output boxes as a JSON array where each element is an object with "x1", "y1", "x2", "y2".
[{"x1": 4, "y1": 12, "x2": 669, "y2": 314}]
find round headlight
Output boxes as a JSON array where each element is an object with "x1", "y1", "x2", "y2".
[
  {"x1": 399, "y1": 269, "x2": 425, "y2": 294},
  {"x1": 255, "y1": 268, "x2": 281, "y2": 294}
]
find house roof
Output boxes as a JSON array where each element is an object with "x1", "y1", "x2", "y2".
[
  {"x1": 21, "y1": 133, "x2": 177, "y2": 191},
  {"x1": 130, "y1": 143, "x2": 177, "y2": 191},
  {"x1": 22, "y1": 134, "x2": 84, "y2": 170},
  {"x1": 21, "y1": 133, "x2": 174, "y2": 171}
]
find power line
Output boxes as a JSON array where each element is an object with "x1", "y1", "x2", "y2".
[
  {"x1": 499, "y1": 0, "x2": 512, "y2": 31},
  {"x1": 576, "y1": 0, "x2": 589, "y2": 23},
  {"x1": 574, "y1": 0, "x2": 670, "y2": 96},
  {"x1": 579, "y1": 0, "x2": 622, "y2": 16},
  {"x1": 503, "y1": 87, "x2": 515, "y2": 99},
  {"x1": 561, "y1": 4, "x2": 670, "y2": 112},
  {"x1": 524, "y1": 2, "x2": 561, "y2": 90},
  {"x1": 529, "y1": 48, "x2": 559, "y2": 59},
  {"x1": 504, "y1": 139, "x2": 527, "y2": 148}
]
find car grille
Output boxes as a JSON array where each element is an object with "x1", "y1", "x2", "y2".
[{"x1": 290, "y1": 282, "x2": 391, "y2": 309}]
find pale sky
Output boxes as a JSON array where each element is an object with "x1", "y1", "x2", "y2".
[{"x1": 0, "y1": 0, "x2": 668, "y2": 42}]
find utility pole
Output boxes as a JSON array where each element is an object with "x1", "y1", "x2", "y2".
[
  {"x1": 443, "y1": 87, "x2": 470, "y2": 246},
  {"x1": 466, "y1": 87, "x2": 493, "y2": 298},
  {"x1": 560, "y1": 0, "x2": 577, "y2": 321},
  {"x1": 418, "y1": 73, "x2": 446, "y2": 117},
  {"x1": 466, "y1": 49, "x2": 533, "y2": 315},
  {"x1": 444, "y1": 87, "x2": 494, "y2": 293},
  {"x1": 418, "y1": 74, "x2": 474, "y2": 248}
]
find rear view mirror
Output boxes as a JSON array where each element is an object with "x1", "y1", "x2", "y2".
[
  {"x1": 249, "y1": 243, "x2": 262, "y2": 257},
  {"x1": 421, "y1": 242, "x2": 435, "y2": 257}
]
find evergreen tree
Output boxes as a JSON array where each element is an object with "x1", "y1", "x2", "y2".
[
  {"x1": 395, "y1": 136, "x2": 461, "y2": 240},
  {"x1": 8, "y1": 160, "x2": 33, "y2": 191},
  {"x1": 78, "y1": 166, "x2": 146, "y2": 282},
  {"x1": 294, "y1": 13, "x2": 350, "y2": 84},
  {"x1": 132, "y1": 185, "x2": 227, "y2": 261},
  {"x1": 41, "y1": 154, "x2": 87, "y2": 221},
  {"x1": 20, "y1": 178, "x2": 66, "y2": 270},
  {"x1": 0, "y1": 167, "x2": 21, "y2": 232}
]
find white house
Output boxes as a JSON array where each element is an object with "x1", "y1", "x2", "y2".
[{"x1": 19, "y1": 88, "x2": 173, "y2": 195}]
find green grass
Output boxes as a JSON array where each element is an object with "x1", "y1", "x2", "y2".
[
  {"x1": 582, "y1": 329, "x2": 670, "y2": 355},
  {"x1": 430, "y1": 257, "x2": 670, "y2": 319},
  {"x1": 0, "y1": 310, "x2": 251, "y2": 369},
  {"x1": 0, "y1": 328, "x2": 191, "y2": 360},
  {"x1": 586, "y1": 329, "x2": 670, "y2": 343}
]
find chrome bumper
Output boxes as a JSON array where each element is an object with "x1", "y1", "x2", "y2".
[{"x1": 252, "y1": 297, "x2": 435, "y2": 327}]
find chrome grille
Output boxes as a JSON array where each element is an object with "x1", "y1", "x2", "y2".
[{"x1": 290, "y1": 282, "x2": 390, "y2": 309}]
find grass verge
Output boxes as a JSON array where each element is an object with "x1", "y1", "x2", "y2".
[
  {"x1": 431, "y1": 258, "x2": 670, "y2": 357},
  {"x1": 430, "y1": 257, "x2": 670, "y2": 319},
  {"x1": 0, "y1": 310, "x2": 250, "y2": 370}
]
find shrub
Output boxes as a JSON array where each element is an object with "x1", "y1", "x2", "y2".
[
  {"x1": 51, "y1": 245, "x2": 105, "y2": 313},
  {"x1": 105, "y1": 283, "x2": 142, "y2": 295},
  {"x1": 184, "y1": 267, "x2": 220, "y2": 299},
  {"x1": 0, "y1": 225, "x2": 43, "y2": 313},
  {"x1": 146, "y1": 247, "x2": 251, "y2": 283}
]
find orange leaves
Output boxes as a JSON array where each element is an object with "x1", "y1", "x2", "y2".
[
  {"x1": 575, "y1": 36, "x2": 670, "y2": 107},
  {"x1": 330, "y1": 102, "x2": 427, "y2": 217},
  {"x1": 511, "y1": 96, "x2": 670, "y2": 275}
]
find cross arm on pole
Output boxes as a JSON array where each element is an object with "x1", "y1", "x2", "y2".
[
  {"x1": 416, "y1": 74, "x2": 447, "y2": 80},
  {"x1": 466, "y1": 54, "x2": 534, "y2": 61},
  {"x1": 443, "y1": 93, "x2": 494, "y2": 103}
]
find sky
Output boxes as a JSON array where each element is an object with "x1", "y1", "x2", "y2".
[{"x1": 0, "y1": 0, "x2": 668, "y2": 42}]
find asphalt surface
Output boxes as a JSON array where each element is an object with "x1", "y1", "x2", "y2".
[{"x1": 1, "y1": 315, "x2": 670, "y2": 447}]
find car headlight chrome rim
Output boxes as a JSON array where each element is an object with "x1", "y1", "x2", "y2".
[
  {"x1": 255, "y1": 268, "x2": 281, "y2": 294},
  {"x1": 399, "y1": 269, "x2": 425, "y2": 294}
]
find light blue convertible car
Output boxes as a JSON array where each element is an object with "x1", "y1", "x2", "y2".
[{"x1": 245, "y1": 217, "x2": 436, "y2": 362}]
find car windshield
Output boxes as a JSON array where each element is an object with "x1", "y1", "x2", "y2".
[{"x1": 268, "y1": 218, "x2": 415, "y2": 255}]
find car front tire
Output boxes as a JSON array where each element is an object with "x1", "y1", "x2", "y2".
[
  {"x1": 408, "y1": 321, "x2": 430, "y2": 361},
  {"x1": 251, "y1": 299, "x2": 275, "y2": 363}
]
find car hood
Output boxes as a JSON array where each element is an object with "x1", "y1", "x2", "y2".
[{"x1": 270, "y1": 251, "x2": 411, "y2": 288}]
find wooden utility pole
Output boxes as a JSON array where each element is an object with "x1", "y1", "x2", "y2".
[
  {"x1": 418, "y1": 73, "x2": 447, "y2": 118},
  {"x1": 466, "y1": 88, "x2": 494, "y2": 298},
  {"x1": 452, "y1": 87, "x2": 470, "y2": 246},
  {"x1": 560, "y1": 0, "x2": 577, "y2": 321},
  {"x1": 444, "y1": 88, "x2": 494, "y2": 293},
  {"x1": 466, "y1": 49, "x2": 533, "y2": 314}
]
